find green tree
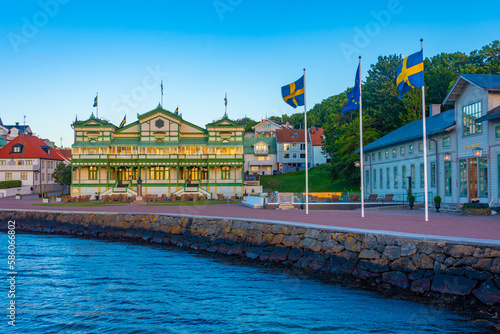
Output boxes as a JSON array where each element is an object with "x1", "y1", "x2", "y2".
[
  {"x1": 237, "y1": 117, "x2": 258, "y2": 132},
  {"x1": 52, "y1": 162, "x2": 72, "y2": 195}
]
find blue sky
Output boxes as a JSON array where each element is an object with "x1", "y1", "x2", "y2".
[{"x1": 1, "y1": 0, "x2": 499, "y2": 147}]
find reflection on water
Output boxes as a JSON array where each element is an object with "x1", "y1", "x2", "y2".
[{"x1": 0, "y1": 233, "x2": 489, "y2": 333}]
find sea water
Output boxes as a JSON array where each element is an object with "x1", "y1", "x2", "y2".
[{"x1": 0, "y1": 233, "x2": 489, "y2": 333}]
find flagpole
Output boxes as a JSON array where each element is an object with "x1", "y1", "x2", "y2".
[
  {"x1": 303, "y1": 68, "x2": 309, "y2": 215},
  {"x1": 161, "y1": 81, "x2": 163, "y2": 108},
  {"x1": 96, "y1": 92, "x2": 99, "y2": 119},
  {"x1": 225, "y1": 93, "x2": 227, "y2": 117},
  {"x1": 420, "y1": 39, "x2": 429, "y2": 222},
  {"x1": 358, "y1": 56, "x2": 365, "y2": 218}
]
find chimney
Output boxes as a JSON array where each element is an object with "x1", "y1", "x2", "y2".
[{"x1": 431, "y1": 104, "x2": 441, "y2": 116}]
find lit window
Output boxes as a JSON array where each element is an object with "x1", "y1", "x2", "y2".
[
  {"x1": 442, "y1": 136, "x2": 450, "y2": 148},
  {"x1": 462, "y1": 101, "x2": 482, "y2": 136},
  {"x1": 5, "y1": 173, "x2": 12, "y2": 180},
  {"x1": 409, "y1": 144, "x2": 413, "y2": 154},
  {"x1": 89, "y1": 167, "x2": 98, "y2": 180},
  {"x1": 392, "y1": 149, "x2": 396, "y2": 158},
  {"x1": 284, "y1": 144, "x2": 290, "y2": 151},
  {"x1": 284, "y1": 153, "x2": 290, "y2": 159},
  {"x1": 400, "y1": 147, "x2": 404, "y2": 156},
  {"x1": 21, "y1": 172, "x2": 27, "y2": 180},
  {"x1": 221, "y1": 166, "x2": 230, "y2": 180}
]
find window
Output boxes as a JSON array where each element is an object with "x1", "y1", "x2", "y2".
[
  {"x1": 411, "y1": 165, "x2": 415, "y2": 188},
  {"x1": 26, "y1": 160, "x2": 32, "y2": 165},
  {"x1": 428, "y1": 140, "x2": 434, "y2": 150},
  {"x1": 418, "y1": 142, "x2": 423, "y2": 153},
  {"x1": 254, "y1": 144, "x2": 268, "y2": 155},
  {"x1": 496, "y1": 125, "x2": 500, "y2": 139},
  {"x1": 373, "y1": 169, "x2": 377, "y2": 189},
  {"x1": 41, "y1": 161, "x2": 45, "y2": 168},
  {"x1": 400, "y1": 146, "x2": 404, "y2": 156},
  {"x1": 221, "y1": 166, "x2": 230, "y2": 180},
  {"x1": 379, "y1": 169, "x2": 383, "y2": 189},
  {"x1": 365, "y1": 170, "x2": 370, "y2": 194},
  {"x1": 385, "y1": 150, "x2": 389, "y2": 159},
  {"x1": 149, "y1": 166, "x2": 166, "y2": 180},
  {"x1": 463, "y1": 101, "x2": 482, "y2": 136},
  {"x1": 430, "y1": 162, "x2": 436, "y2": 187},
  {"x1": 201, "y1": 167, "x2": 208, "y2": 180},
  {"x1": 21, "y1": 172, "x2": 27, "y2": 180},
  {"x1": 393, "y1": 166, "x2": 398, "y2": 188},
  {"x1": 89, "y1": 166, "x2": 98, "y2": 180},
  {"x1": 445, "y1": 161, "x2": 452, "y2": 195},
  {"x1": 35, "y1": 173, "x2": 38, "y2": 181},
  {"x1": 386, "y1": 168, "x2": 390, "y2": 188},
  {"x1": 293, "y1": 153, "x2": 297, "y2": 158},
  {"x1": 16, "y1": 160, "x2": 24, "y2": 165},
  {"x1": 292, "y1": 143, "x2": 296, "y2": 147},
  {"x1": 284, "y1": 153, "x2": 290, "y2": 159},
  {"x1": 442, "y1": 136, "x2": 450, "y2": 148},
  {"x1": 300, "y1": 153, "x2": 305, "y2": 158},
  {"x1": 409, "y1": 144, "x2": 413, "y2": 154},
  {"x1": 284, "y1": 144, "x2": 290, "y2": 151},
  {"x1": 300, "y1": 144, "x2": 305, "y2": 150},
  {"x1": 5, "y1": 173, "x2": 12, "y2": 180},
  {"x1": 479, "y1": 157, "x2": 488, "y2": 197},
  {"x1": 378, "y1": 152, "x2": 382, "y2": 160},
  {"x1": 420, "y1": 163, "x2": 424, "y2": 187},
  {"x1": 402, "y1": 166, "x2": 406, "y2": 188},
  {"x1": 42, "y1": 173, "x2": 45, "y2": 181},
  {"x1": 0, "y1": 161, "x2": 4, "y2": 165},
  {"x1": 392, "y1": 149, "x2": 396, "y2": 158},
  {"x1": 364, "y1": 155, "x2": 368, "y2": 162},
  {"x1": 372, "y1": 153, "x2": 375, "y2": 161},
  {"x1": 12, "y1": 144, "x2": 23, "y2": 153},
  {"x1": 459, "y1": 159, "x2": 467, "y2": 197}
]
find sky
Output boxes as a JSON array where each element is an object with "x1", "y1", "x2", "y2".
[{"x1": 1, "y1": 0, "x2": 499, "y2": 148}]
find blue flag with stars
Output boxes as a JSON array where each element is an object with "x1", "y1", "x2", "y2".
[
  {"x1": 342, "y1": 64, "x2": 361, "y2": 114},
  {"x1": 281, "y1": 76, "x2": 304, "y2": 108}
]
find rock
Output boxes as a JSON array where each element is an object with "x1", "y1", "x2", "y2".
[
  {"x1": 474, "y1": 258, "x2": 494, "y2": 271},
  {"x1": 282, "y1": 235, "x2": 300, "y2": 248},
  {"x1": 463, "y1": 267, "x2": 493, "y2": 281},
  {"x1": 376, "y1": 235, "x2": 397, "y2": 246},
  {"x1": 443, "y1": 267, "x2": 464, "y2": 276},
  {"x1": 412, "y1": 253, "x2": 434, "y2": 270},
  {"x1": 431, "y1": 274, "x2": 476, "y2": 296},
  {"x1": 369, "y1": 259, "x2": 390, "y2": 273},
  {"x1": 362, "y1": 235, "x2": 378, "y2": 250},
  {"x1": 268, "y1": 246, "x2": 289, "y2": 262},
  {"x1": 227, "y1": 244, "x2": 243, "y2": 256},
  {"x1": 408, "y1": 269, "x2": 425, "y2": 281},
  {"x1": 401, "y1": 243, "x2": 417, "y2": 257},
  {"x1": 445, "y1": 244, "x2": 475, "y2": 258},
  {"x1": 490, "y1": 258, "x2": 500, "y2": 274},
  {"x1": 308, "y1": 255, "x2": 326, "y2": 270},
  {"x1": 391, "y1": 257, "x2": 417, "y2": 272},
  {"x1": 382, "y1": 246, "x2": 401, "y2": 260},
  {"x1": 245, "y1": 246, "x2": 263, "y2": 259},
  {"x1": 298, "y1": 238, "x2": 322, "y2": 252},
  {"x1": 303, "y1": 228, "x2": 320, "y2": 239},
  {"x1": 382, "y1": 271, "x2": 409, "y2": 289},
  {"x1": 344, "y1": 236, "x2": 361, "y2": 252},
  {"x1": 332, "y1": 244, "x2": 344, "y2": 253},
  {"x1": 287, "y1": 247, "x2": 302, "y2": 262},
  {"x1": 411, "y1": 278, "x2": 431, "y2": 293},
  {"x1": 321, "y1": 239, "x2": 338, "y2": 252},
  {"x1": 472, "y1": 280, "x2": 500, "y2": 306},
  {"x1": 417, "y1": 242, "x2": 435, "y2": 255},
  {"x1": 359, "y1": 249, "x2": 381, "y2": 259},
  {"x1": 453, "y1": 257, "x2": 478, "y2": 267},
  {"x1": 329, "y1": 251, "x2": 358, "y2": 275},
  {"x1": 270, "y1": 235, "x2": 284, "y2": 245},
  {"x1": 295, "y1": 256, "x2": 310, "y2": 268}
]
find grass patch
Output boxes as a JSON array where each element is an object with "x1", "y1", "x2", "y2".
[
  {"x1": 260, "y1": 165, "x2": 360, "y2": 193},
  {"x1": 142, "y1": 200, "x2": 239, "y2": 206},
  {"x1": 35, "y1": 202, "x2": 126, "y2": 207}
]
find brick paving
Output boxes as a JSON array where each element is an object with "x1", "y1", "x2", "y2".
[{"x1": 1, "y1": 198, "x2": 499, "y2": 241}]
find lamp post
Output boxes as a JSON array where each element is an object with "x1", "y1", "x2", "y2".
[
  {"x1": 473, "y1": 147, "x2": 483, "y2": 158},
  {"x1": 355, "y1": 154, "x2": 372, "y2": 195}
]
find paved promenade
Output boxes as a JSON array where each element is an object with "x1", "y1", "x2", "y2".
[{"x1": 1, "y1": 198, "x2": 499, "y2": 241}]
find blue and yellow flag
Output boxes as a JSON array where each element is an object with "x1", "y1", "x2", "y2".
[
  {"x1": 93, "y1": 95, "x2": 98, "y2": 107},
  {"x1": 174, "y1": 106, "x2": 179, "y2": 115},
  {"x1": 224, "y1": 96, "x2": 227, "y2": 107},
  {"x1": 396, "y1": 50, "x2": 424, "y2": 99},
  {"x1": 342, "y1": 64, "x2": 361, "y2": 114},
  {"x1": 119, "y1": 115, "x2": 126, "y2": 128},
  {"x1": 161, "y1": 81, "x2": 163, "y2": 96},
  {"x1": 281, "y1": 76, "x2": 304, "y2": 108}
]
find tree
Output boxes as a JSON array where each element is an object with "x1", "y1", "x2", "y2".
[
  {"x1": 52, "y1": 162, "x2": 72, "y2": 195},
  {"x1": 237, "y1": 117, "x2": 258, "y2": 132}
]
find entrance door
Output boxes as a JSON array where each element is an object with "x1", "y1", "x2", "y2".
[{"x1": 468, "y1": 158, "x2": 478, "y2": 201}]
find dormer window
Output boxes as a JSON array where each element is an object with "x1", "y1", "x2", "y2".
[
  {"x1": 12, "y1": 144, "x2": 23, "y2": 153},
  {"x1": 254, "y1": 143, "x2": 268, "y2": 155}
]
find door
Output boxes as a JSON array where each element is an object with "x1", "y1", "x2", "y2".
[{"x1": 468, "y1": 158, "x2": 478, "y2": 201}]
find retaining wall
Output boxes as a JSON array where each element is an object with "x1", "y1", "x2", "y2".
[{"x1": 2, "y1": 210, "x2": 500, "y2": 321}]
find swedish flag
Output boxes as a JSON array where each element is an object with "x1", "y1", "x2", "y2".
[
  {"x1": 281, "y1": 76, "x2": 304, "y2": 108},
  {"x1": 93, "y1": 95, "x2": 97, "y2": 107},
  {"x1": 224, "y1": 96, "x2": 227, "y2": 107},
  {"x1": 342, "y1": 64, "x2": 361, "y2": 114},
  {"x1": 396, "y1": 50, "x2": 424, "y2": 99},
  {"x1": 174, "y1": 106, "x2": 179, "y2": 115},
  {"x1": 119, "y1": 115, "x2": 126, "y2": 128},
  {"x1": 161, "y1": 81, "x2": 163, "y2": 95}
]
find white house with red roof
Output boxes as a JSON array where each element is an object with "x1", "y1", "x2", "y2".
[{"x1": 0, "y1": 134, "x2": 69, "y2": 196}]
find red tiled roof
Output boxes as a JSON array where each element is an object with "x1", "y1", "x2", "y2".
[
  {"x1": 309, "y1": 126, "x2": 324, "y2": 146},
  {"x1": 0, "y1": 134, "x2": 66, "y2": 161},
  {"x1": 276, "y1": 129, "x2": 306, "y2": 143},
  {"x1": 59, "y1": 149, "x2": 72, "y2": 160}
]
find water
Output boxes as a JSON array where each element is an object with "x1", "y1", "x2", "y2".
[{"x1": 0, "y1": 233, "x2": 490, "y2": 333}]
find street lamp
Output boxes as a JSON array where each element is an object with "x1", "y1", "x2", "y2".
[
  {"x1": 354, "y1": 161, "x2": 361, "y2": 167},
  {"x1": 443, "y1": 152, "x2": 451, "y2": 161},
  {"x1": 473, "y1": 147, "x2": 483, "y2": 157}
]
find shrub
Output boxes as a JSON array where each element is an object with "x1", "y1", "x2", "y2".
[
  {"x1": 463, "y1": 203, "x2": 489, "y2": 209},
  {"x1": 408, "y1": 195, "x2": 415, "y2": 201},
  {"x1": 0, "y1": 180, "x2": 22, "y2": 189},
  {"x1": 434, "y1": 196, "x2": 441, "y2": 202}
]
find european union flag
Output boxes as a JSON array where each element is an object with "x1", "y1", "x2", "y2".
[
  {"x1": 281, "y1": 75, "x2": 304, "y2": 108},
  {"x1": 119, "y1": 115, "x2": 126, "y2": 128},
  {"x1": 93, "y1": 95, "x2": 98, "y2": 107},
  {"x1": 396, "y1": 50, "x2": 424, "y2": 99},
  {"x1": 174, "y1": 106, "x2": 179, "y2": 115},
  {"x1": 342, "y1": 64, "x2": 361, "y2": 114}
]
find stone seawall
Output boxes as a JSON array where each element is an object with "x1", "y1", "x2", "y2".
[{"x1": 2, "y1": 210, "x2": 500, "y2": 322}]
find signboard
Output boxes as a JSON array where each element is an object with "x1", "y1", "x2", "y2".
[{"x1": 278, "y1": 192, "x2": 293, "y2": 204}]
